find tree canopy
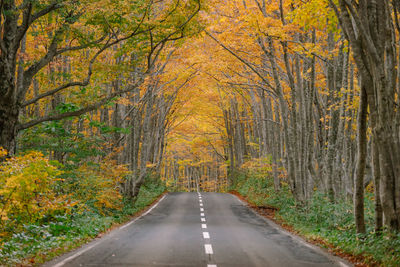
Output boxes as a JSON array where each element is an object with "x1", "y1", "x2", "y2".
[{"x1": 1, "y1": 0, "x2": 400, "y2": 265}]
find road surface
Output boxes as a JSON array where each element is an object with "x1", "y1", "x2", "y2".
[{"x1": 45, "y1": 192, "x2": 350, "y2": 267}]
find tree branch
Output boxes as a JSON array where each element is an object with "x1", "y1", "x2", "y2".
[
  {"x1": 15, "y1": 1, "x2": 63, "y2": 51},
  {"x1": 20, "y1": 6, "x2": 154, "y2": 105},
  {"x1": 339, "y1": 0, "x2": 381, "y2": 65},
  {"x1": 22, "y1": 81, "x2": 88, "y2": 107},
  {"x1": 17, "y1": 79, "x2": 144, "y2": 131},
  {"x1": 18, "y1": 1, "x2": 152, "y2": 103},
  {"x1": 205, "y1": 30, "x2": 276, "y2": 92},
  {"x1": 147, "y1": 0, "x2": 200, "y2": 70},
  {"x1": 55, "y1": 34, "x2": 108, "y2": 55},
  {"x1": 20, "y1": 27, "x2": 64, "y2": 98},
  {"x1": 21, "y1": 35, "x2": 115, "y2": 106}
]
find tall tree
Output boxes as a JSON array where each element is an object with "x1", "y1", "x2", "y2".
[{"x1": 0, "y1": 0, "x2": 200, "y2": 155}]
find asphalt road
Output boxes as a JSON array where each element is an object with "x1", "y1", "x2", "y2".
[{"x1": 45, "y1": 192, "x2": 350, "y2": 267}]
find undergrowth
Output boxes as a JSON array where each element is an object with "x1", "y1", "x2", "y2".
[
  {"x1": 233, "y1": 172, "x2": 400, "y2": 266},
  {"x1": 0, "y1": 177, "x2": 165, "y2": 266}
]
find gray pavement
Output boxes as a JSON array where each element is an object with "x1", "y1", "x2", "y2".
[{"x1": 45, "y1": 192, "x2": 351, "y2": 267}]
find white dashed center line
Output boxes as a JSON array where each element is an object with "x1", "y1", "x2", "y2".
[
  {"x1": 203, "y1": 232, "x2": 210, "y2": 239},
  {"x1": 205, "y1": 244, "x2": 213, "y2": 254},
  {"x1": 197, "y1": 194, "x2": 217, "y2": 267}
]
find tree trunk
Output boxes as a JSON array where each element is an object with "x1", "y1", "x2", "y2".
[
  {"x1": 372, "y1": 135, "x2": 383, "y2": 232},
  {"x1": 354, "y1": 83, "x2": 368, "y2": 234},
  {"x1": 0, "y1": 102, "x2": 19, "y2": 155}
]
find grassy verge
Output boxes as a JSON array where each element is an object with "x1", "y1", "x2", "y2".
[
  {"x1": 232, "y1": 173, "x2": 400, "y2": 267},
  {"x1": 0, "y1": 179, "x2": 165, "y2": 266}
]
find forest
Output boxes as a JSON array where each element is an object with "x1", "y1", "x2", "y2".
[{"x1": 1, "y1": 0, "x2": 400, "y2": 266}]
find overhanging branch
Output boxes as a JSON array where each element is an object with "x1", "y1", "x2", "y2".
[
  {"x1": 205, "y1": 30, "x2": 276, "y2": 92},
  {"x1": 17, "y1": 79, "x2": 144, "y2": 131}
]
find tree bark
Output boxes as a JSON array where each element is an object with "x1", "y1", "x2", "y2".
[{"x1": 354, "y1": 82, "x2": 368, "y2": 234}]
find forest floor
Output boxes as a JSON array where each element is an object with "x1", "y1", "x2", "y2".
[{"x1": 231, "y1": 174, "x2": 400, "y2": 267}]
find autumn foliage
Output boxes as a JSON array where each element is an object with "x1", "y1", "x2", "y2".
[
  {"x1": 1, "y1": 0, "x2": 400, "y2": 265},
  {"x1": 73, "y1": 158, "x2": 131, "y2": 213},
  {"x1": 0, "y1": 149, "x2": 68, "y2": 232}
]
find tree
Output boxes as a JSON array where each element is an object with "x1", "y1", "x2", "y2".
[
  {"x1": 328, "y1": 0, "x2": 400, "y2": 231},
  {"x1": 0, "y1": 0, "x2": 200, "y2": 155}
]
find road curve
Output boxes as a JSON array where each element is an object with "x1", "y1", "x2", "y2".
[{"x1": 45, "y1": 192, "x2": 351, "y2": 267}]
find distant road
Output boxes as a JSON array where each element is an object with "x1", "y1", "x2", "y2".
[{"x1": 45, "y1": 192, "x2": 351, "y2": 267}]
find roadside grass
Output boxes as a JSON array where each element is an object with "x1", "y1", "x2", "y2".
[
  {"x1": 0, "y1": 179, "x2": 165, "y2": 266},
  {"x1": 233, "y1": 173, "x2": 400, "y2": 266}
]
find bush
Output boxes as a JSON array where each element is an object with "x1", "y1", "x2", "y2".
[
  {"x1": 0, "y1": 172, "x2": 165, "y2": 266},
  {"x1": 71, "y1": 157, "x2": 131, "y2": 214},
  {"x1": 0, "y1": 148, "x2": 74, "y2": 234}
]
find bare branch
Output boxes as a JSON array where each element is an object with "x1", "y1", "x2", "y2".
[
  {"x1": 205, "y1": 30, "x2": 276, "y2": 92},
  {"x1": 147, "y1": 0, "x2": 201, "y2": 70}
]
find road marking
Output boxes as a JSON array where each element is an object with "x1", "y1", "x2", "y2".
[
  {"x1": 207, "y1": 265, "x2": 217, "y2": 267},
  {"x1": 203, "y1": 232, "x2": 210, "y2": 239},
  {"x1": 201, "y1": 218, "x2": 206, "y2": 222},
  {"x1": 53, "y1": 243, "x2": 100, "y2": 267},
  {"x1": 120, "y1": 195, "x2": 166, "y2": 230},
  {"x1": 200, "y1": 203, "x2": 203, "y2": 206},
  {"x1": 200, "y1": 213, "x2": 205, "y2": 216},
  {"x1": 202, "y1": 224, "x2": 207, "y2": 229},
  {"x1": 199, "y1": 199, "x2": 203, "y2": 202},
  {"x1": 200, "y1": 208, "x2": 204, "y2": 211},
  {"x1": 53, "y1": 194, "x2": 167, "y2": 267},
  {"x1": 204, "y1": 244, "x2": 213, "y2": 254}
]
